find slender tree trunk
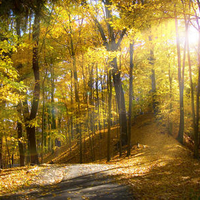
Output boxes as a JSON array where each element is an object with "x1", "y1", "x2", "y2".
[
  {"x1": 127, "y1": 42, "x2": 134, "y2": 157},
  {"x1": 87, "y1": 96, "x2": 94, "y2": 162},
  {"x1": 50, "y1": 65, "x2": 58, "y2": 147},
  {"x1": 194, "y1": 30, "x2": 200, "y2": 158},
  {"x1": 17, "y1": 121, "x2": 25, "y2": 166},
  {"x1": 89, "y1": 65, "x2": 95, "y2": 161},
  {"x1": 107, "y1": 68, "x2": 112, "y2": 162},
  {"x1": 96, "y1": 64, "x2": 102, "y2": 138},
  {"x1": 168, "y1": 67, "x2": 173, "y2": 135},
  {"x1": 148, "y1": 35, "x2": 157, "y2": 114},
  {"x1": 79, "y1": 124, "x2": 82, "y2": 163},
  {"x1": 175, "y1": 12, "x2": 185, "y2": 144},
  {"x1": 16, "y1": 15, "x2": 25, "y2": 167},
  {"x1": 5, "y1": 136, "x2": 11, "y2": 168},
  {"x1": 41, "y1": 70, "x2": 47, "y2": 163},
  {"x1": 185, "y1": 12, "x2": 198, "y2": 157},
  {"x1": 70, "y1": 70, "x2": 74, "y2": 140},
  {"x1": 72, "y1": 52, "x2": 81, "y2": 162},
  {"x1": 51, "y1": 66, "x2": 56, "y2": 131},
  {"x1": 0, "y1": 136, "x2": 2, "y2": 168}
]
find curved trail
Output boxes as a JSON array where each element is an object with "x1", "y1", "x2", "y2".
[{"x1": 2, "y1": 164, "x2": 134, "y2": 200}]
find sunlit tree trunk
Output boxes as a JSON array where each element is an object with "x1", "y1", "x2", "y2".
[
  {"x1": 168, "y1": 67, "x2": 173, "y2": 135},
  {"x1": 184, "y1": 4, "x2": 198, "y2": 157},
  {"x1": 70, "y1": 70, "x2": 74, "y2": 141},
  {"x1": 175, "y1": 10, "x2": 185, "y2": 144},
  {"x1": 96, "y1": 64, "x2": 102, "y2": 138},
  {"x1": 149, "y1": 35, "x2": 157, "y2": 114},
  {"x1": 191, "y1": 0, "x2": 200, "y2": 158},
  {"x1": 194, "y1": 33, "x2": 200, "y2": 158}
]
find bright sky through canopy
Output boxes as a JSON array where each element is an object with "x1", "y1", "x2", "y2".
[{"x1": 188, "y1": 25, "x2": 199, "y2": 47}]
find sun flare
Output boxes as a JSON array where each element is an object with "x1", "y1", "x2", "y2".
[{"x1": 188, "y1": 26, "x2": 199, "y2": 47}]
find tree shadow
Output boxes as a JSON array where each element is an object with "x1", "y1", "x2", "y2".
[{"x1": 0, "y1": 164, "x2": 135, "y2": 200}]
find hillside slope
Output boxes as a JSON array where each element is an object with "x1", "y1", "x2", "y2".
[{"x1": 46, "y1": 113, "x2": 200, "y2": 199}]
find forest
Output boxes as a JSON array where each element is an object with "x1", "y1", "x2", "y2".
[{"x1": 1, "y1": 0, "x2": 200, "y2": 169}]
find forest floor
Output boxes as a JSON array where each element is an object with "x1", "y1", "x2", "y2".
[{"x1": 1, "y1": 113, "x2": 200, "y2": 199}]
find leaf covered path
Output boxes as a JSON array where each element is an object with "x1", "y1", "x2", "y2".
[{"x1": 1, "y1": 164, "x2": 134, "y2": 200}]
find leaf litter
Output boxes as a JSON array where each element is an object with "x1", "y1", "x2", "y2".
[{"x1": 1, "y1": 114, "x2": 200, "y2": 199}]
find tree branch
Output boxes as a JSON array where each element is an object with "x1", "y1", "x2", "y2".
[
  {"x1": 93, "y1": 18, "x2": 108, "y2": 48},
  {"x1": 116, "y1": 28, "x2": 126, "y2": 49}
]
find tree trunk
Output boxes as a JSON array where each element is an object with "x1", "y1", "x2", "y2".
[
  {"x1": 41, "y1": 69, "x2": 47, "y2": 163},
  {"x1": 51, "y1": 66, "x2": 56, "y2": 130},
  {"x1": 127, "y1": 42, "x2": 134, "y2": 157},
  {"x1": 149, "y1": 35, "x2": 157, "y2": 114},
  {"x1": 88, "y1": 65, "x2": 95, "y2": 161},
  {"x1": 96, "y1": 64, "x2": 102, "y2": 138},
  {"x1": 94, "y1": 0, "x2": 128, "y2": 145},
  {"x1": 70, "y1": 70, "x2": 74, "y2": 140},
  {"x1": 26, "y1": 9, "x2": 41, "y2": 164},
  {"x1": 107, "y1": 68, "x2": 112, "y2": 162},
  {"x1": 5, "y1": 136, "x2": 11, "y2": 168},
  {"x1": 0, "y1": 136, "x2": 2, "y2": 168},
  {"x1": 112, "y1": 58, "x2": 127, "y2": 145},
  {"x1": 17, "y1": 121, "x2": 25, "y2": 166},
  {"x1": 168, "y1": 67, "x2": 173, "y2": 135},
  {"x1": 194, "y1": 30, "x2": 200, "y2": 158},
  {"x1": 16, "y1": 14, "x2": 25, "y2": 167},
  {"x1": 175, "y1": 12, "x2": 185, "y2": 144},
  {"x1": 79, "y1": 124, "x2": 82, "y2": 163}
]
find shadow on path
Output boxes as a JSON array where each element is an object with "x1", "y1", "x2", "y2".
[{"x1": 1, "y1": 164, "x2": 134, "y2": 200}]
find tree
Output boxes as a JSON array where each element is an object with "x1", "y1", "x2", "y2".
[
  {"x1": 127, "y1": 42, "x2": 134, "y2": 157},
  {"x1": 88, "y1": 0, "x2": 128, "y2": 145}
]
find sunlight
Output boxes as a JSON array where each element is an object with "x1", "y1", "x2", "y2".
[{"x1": 188, "y1": 26, "x2": 199, "y2": 47}]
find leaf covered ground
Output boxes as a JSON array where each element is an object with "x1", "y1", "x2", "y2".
[
  {"x1": 1, "y1": 114, "x2": 200, "y2": 199},
  {"x1": 108, "y1": 116, "x2": 200, "y2": 199}
]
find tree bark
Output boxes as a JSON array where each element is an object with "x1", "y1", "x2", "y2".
[
  {"x1": 0, "y1": 136, "x2": 2, "y2": 168},
  {"x1": 194, "y1": 30, "x2": 200, "y2": 158},
  {"x1": 175, "y1": 11, "x2": 185, "y2": 144},
  {"x1": 41, "y1": 69, "x2": 47, "y2": 163},
  {"x1": 16, "y1": 16, "x2": 25, "y2": 167},
  {"x1": 26, "y1": 8, "x2": 41, "y2": 164},
  {"x1": 168, "y1": 67, "x2": 173, "y2": 135},
  {"x1": 107, "y1": 68, "x2": 112, "y2": 162},
  {"x1": 17, "y1": 120, "x2": 25, "y2": 166},
  {"x1": 112, "y1": 58, "x2": 127, "y2": 145},
  {"x1": 148, "y1": 35, "x2": 157, "y2": 114},
  {"x1": 127, "y1": 42, "x2": 134, "y2": 157}
]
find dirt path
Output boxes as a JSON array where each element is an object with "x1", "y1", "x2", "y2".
[{"x1": 1, "y1": 164, "x2": 134, "y2": 200}]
